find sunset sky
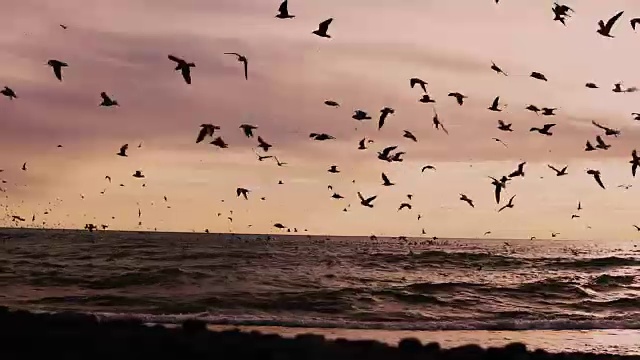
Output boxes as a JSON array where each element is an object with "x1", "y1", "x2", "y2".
[{"x1": 1, "y1": 0, "x2": 640, "y2": 239}]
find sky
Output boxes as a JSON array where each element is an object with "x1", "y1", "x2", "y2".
[{"x1": 1, "y1": 0, "x2": 640, "y2": 239}]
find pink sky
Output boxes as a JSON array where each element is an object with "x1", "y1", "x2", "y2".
[{"x1": 1, "y1": 0, "x2": 640, "y2": 239}]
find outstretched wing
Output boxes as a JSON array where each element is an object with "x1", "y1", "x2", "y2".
[
  {"x1": 357, "y1": 192, "x2": 365, "y2": 202},
  {"x1": 605, "y1": 11, "x2": 624, "y2": 32},
  {"x1": 244, "y1": 60, "x2": 248, "y2": 80},
  {"x1": 492, "y1": 96, "x2": 499, "y2": 108},
  {"x1": 591, "y1": 120, "x2": 606, "y2": 130},
  {"x1": 543, "y1": 123, "x2": 556, "y2": 131},
  {"x1": 278, "y1": 0, "x2": 289, "y2": 14},
  {"x1": 382, "y1": 173, "x2": 390, "y2": 183},
  {"x1": 365, "y1": 195, "x2": 377, "y2": 203},
  {"x1": 547, "y1": 165, "x2": 559, "y2": 173},
  {"x1": 168, "y1": 55, "x2": 183, "y2": 63},
  {"x1": 594, "y1": 174, "x2": 605, "y2": 189},
  {"x1": 631, "y1": 18, "x2": 640, "y2": 30},
  {"x1": 181, "y1": 67, "x2": 192, "y2": 84},
  {"x1": 319, "y1": 18, "x2": 333, "y2": 32}
]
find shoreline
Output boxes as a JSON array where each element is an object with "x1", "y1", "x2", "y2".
[{"x1": 1, "y1": 307, "x2": 639, "y2": 359}]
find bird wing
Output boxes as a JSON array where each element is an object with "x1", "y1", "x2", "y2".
[
  {"x1": 319, "y1": 18, "x2": 333, "y2": 32},
  {"x1": 440, "y1": 122, "x2": 449, "y2": 135},
  {"x1": 196, "y1": 127, "x2": 208, "y2": 143},
  {"x1": 508, "y1": 195, "x2": 516, "y2": 205},
  {"x1": 543, "y1": 123, "x2": 556, "y2": 131},
  {"x1": 631, "y1": 18, "x2": 640, "y2": 30},
  {"x1": 492, "y1": 96, "x2": 499, "y2": 108},
  {"x1": 278, "y1": 0, "x2": 288, "y2": 13},
  {"x1": 633, "y1": 162, "x2": 638, "y2": 177},
  {"x1": 53, "y1": 66, "x2": 63, "y2": 81},
  {"x1": 421, "y1": 166, "x2": 427, "y2": 172},
  {"x1": 258, "y1": 136, "x2": 267, "y2": 145},
  {"x1": 168, "y1": 55, "x2": 183, "y2": 63},
  {"x1": 595, "y1": 174, "x2": 605, "y2": 189},
  {"x1": 494, "y1": 185, "x2": 501, "y2": 204},
  {"x1": 596, "y1": 135, "x2": 606, "y2": 146},
  {"x1": 382, "y1": 173, "x2": 390, "y2": 183},
  {"x1": 100, "y1": 92, "x2": 109, "y2": 101},
  {"x1": 378, "y1": 113, "x2": 387, "y2": 129},
  {"x1": 498, "y1": 120, "x2": 506, "y2": 126},
  {"x1": 591, "y1": 120, "x2": 606, "y2": 130},
  {"x1": 181, "y1": 67, "x2": 192, "y2": 84},
  {"x1": 605, "y1": 11, "x2": 624, "y2": 31},
  {"x1": 244, "y1": 60, "x2": 248, "y2": 80},
  {"x1": 365, "y1": 196, "x2": 377, "y2": 203},
  {"x1": 359, "y1": 138, "x2": 365, "y2": 147},
  {"x1": 548, "y1": 165, "x2": 559, "y2": 173},
  {"x1": 224, "y1": 52, "x2": 242, "y2": 58},
  {"x1": 120, "y1": 144, "x2": 128, "y2": 152},
  {"x1": 382, "y1": 146, "x2": 397, "y2": 157},
  {"x1": 357, "y1": 192, "x2": 365, "y2": 202}
]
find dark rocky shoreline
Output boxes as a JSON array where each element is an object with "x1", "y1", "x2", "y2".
[{"x1": 0, "y1": 307, "x2": 637, "y2": 360}]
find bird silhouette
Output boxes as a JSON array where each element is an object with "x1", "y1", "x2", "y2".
[
  {"x1": 571, "y1": 214, "x2": 580, "y2": 219},
  {"x1": 448, "y1": 92, "x2": 467, "y2": 105},
  {"x1": 634, "y1": 225, "x2": 640, "y2": 232},
  {"x1": 236, "y1": 188, "x2": 250, "y2": 200},
  {"x1": 597, "y1": 11, "x2": 624, "y2": 37},
  {"x1": 378, "y1": 146, "x2": 397, "y2": 161},
  {"x1": 324, "y1": 100, "x2": 340, "y2": 107},
  {"x1": 378, "y1": 107, "x2": 395, "y2": 129},
  {"x1": 530, "y1": 123, "x2": 556, "y2": 136},
  {"x1": 398, "y1": 203, "x2": 412, "y2": 211},
  {"x1": 525, "y1": 105, "x2": 541, "y2": 115},
  {"x1": 257, "y1": 136, "x2": 272, "y2": 152},
  {"x1": 548, "y1": 165, "x2": 568, "y2": 176},
  {"x1": 22, "y1": 162, "x2": 27, "y2": 171},
  {"x1": 489, "y1": 176, "x2": 505, "y2": 204},
  {"x1": 584, "y1": 141, "x2": 596, "y2": 152},
  {"x1": 391, "y1": 152, "x2": 405, "y2": 162},
  {"x1": 578, "y1": 202, "x2": 582, "y2": 211},
  {"x1": 530, "y1": 72, "x2": 548, "y2": 81},
  {"x1": 240, "y1": 124, "x2": 257, "y2": 138},
  {"x1": 421, "y1": 165, "x2": 436, "y2": 172},
  {"x1": 353, "y1": 110, "x2": 372, "y2": 121},
  {"x1": 595, "y1": 135, "x2": 610, "y2": 150},
  {"x1": 358, "y1": 138, "x2": 373, "y2": 150},
  {"x1": 419, "y1": 94, "x2": 436, "y2": 103},
  {"x1": 491, "y1": 61, "x2": 507, "y2": 76},
  {"x1": 132, "y1": 170, "x2": 145, "y2": 178},
  {"x1": 497, "y1": 120, "x2": 513, "y2": 131},
  {"x1": 592, "y1": 120, "x2": 620, "y2": 137},
  {"x1": 630, "y1": 150, "x2": 640, "y2": 177},
  {"x1": 197, "y1": 124, "x2": 220, "y2": 143},
  {"x1": 276, "y1": 0, "x2": 295, "y2": 19},
  {"x1": 274, "y1": 223, "x2": 287, "y2": 229},
  {"x1": 168, "y1": 55, "x2": 195, "y2": 84},
  {"x1": 331, "y1": 192, "x2": 344, "y2": 199},
  {"x1": 585, "y1": 83, "x2": 599, "y2": 89},
  {"x1": 552, "y1": 3, "x2": 574, "y2": 25},
  {"x1": 509, "y1": 162, "x2": 526, "y2": 178},
  {"x1": 493, "y1": 138, "x2": 508, "y2": 148},
  {"x1": 210, "y1": 137, "x2": 228, "y2": 148},
  {"x1": 498, "y1": 195, "x2": 516, "y2": 212},
  {"x1": 328, "y1": 165, "x2": 340, "y2": 173},
  {"x1": 99, "y1": 92, "x2": 118, "y2": 107},
  {"x1": 1, "y1": 86, "x2": 17, "y2": 99},
  {"x1": 224, "y1": 53, "x2": 249, "y2": 80},
  {"x1": 358, "y1": 192, "x2": 377, "y2": 208},
  {"x1": 117, "y1": 144, "x2": 128, "y2": 157},
  {"x1": 432, "y1": 109, "x2": 448, "y2": 134},
  {"x1": 310, "y1": 133, "x2": 336, "y2": 141},
  {"x1": 632, "y1": 18, "x2": 640, "y2": 30},
  {"x1": 105, "y1": 175, "x2": 112, "y2": 183},
  {"x1": 381, "y1": 173, "x2": 394, "y2": 186},
  {"x1": 274, "y1": 157, "x2": 287, "y2": 167},
  {"x1": 410, "y1": 78, "x2": 428, "y2": 93},
  {"x1": 403, "y1": 130, "x2": 417, "y2": 142},
  {"x1": 632, "y1": 113, "x2": 640, "y2": 121},
  {"x1": 541, "y1": 107, "x2": 557, "y2": 116},
  {"x1": 459, "y1": 194, "x2": 475, "y2": 208},
  {"x1": 488, "y1": 96, "x2": 503, "y2": 112},
  {"x1": 313, "y1": 18, "x2": 333, "y2": 38},
  {"x1": 47, "y1": 60, "x2": 68, "y2": 81},
  {"x1": 587, "y1": 169, "x2": 606, "y2": 189}
]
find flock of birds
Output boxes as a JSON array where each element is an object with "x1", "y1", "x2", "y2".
[{"x1": 2, "y1": 1, "x2": 640, "y2": 238}]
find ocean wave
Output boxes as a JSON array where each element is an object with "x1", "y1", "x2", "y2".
[{"x1": 546, "y1": 257, "x2": 640, "y2": 270}]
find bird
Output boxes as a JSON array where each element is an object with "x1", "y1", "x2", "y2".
[
  {"x1": 632, "y1": 18, "x2": 640, "y2": 30},
  {"x1": 407, "y1": 194, "x2": 413, "y2": 200},
  {"x1": 197, "y1": 124, "x2": 220, "y2": 143},
  {"x1": 571, "y1": 214, "x2": 580, "y2": 219},
  {"x1": 274, "y1": 223, "x2": 287, "y2": 229},
  {"x1": 352, "y1": 110, "x2": 372, "y2": 121},
  {"x1": 377, "y1": 146, "x2": 397, "y2": 161},
  {"x1": 381, "y1": 173, "x2": 394, "y2": 186},
  {"x1": 632, "y1": 113, "x2": 640, "y2": 121},
  {"x1": 548, "y1": 165, "x2": 568, "y2": 176},
  {"x1": 421, "y1": 165, "x2": 436, "y2": 172},
  {"x1": 585, "y1": 141, "x2": 596, "y2": 152},
  {"x1": 313, "y1": 18, "x2": 333, "y2": 38},
  {"x1": 490, "y1": 61, "x2": 507, "y2": 76},
  {"x1": 630, "y1": 150, "x2": 640, "y2": 177},
  {"x1": 459, "y1": 194, "x2": 474, "y2": 208},
  {"x1": 597, "y1": 11, "x2": 624, "y2": 37},
  {"x1": 488, "y1": 96, "x2": 503, "y2": 112},
  {"x1": 105, "y1": 176, "x2": 112, "y2": 183},
  {"x1": 0, "y1": 86, "x2": 17, "y2": 99},
  {"x1": 257, "y1": 136, "x2": 272, "y2": 152},
  {"x1": 530, "y1": 72, "x2": 548, "y2": 81},
  {"x1": 328, "y1": 165, "x2": 340, "y2": 173},
  {"x1": 432, "y1": 109, "x2": 448, "y2": 134},
  {"x1": 99, "y1": 92, "x2": 118, "y2": 107},
  {"x1": 132, "y1": 171, "x2": 145, "y2": 178},
  {"x1": 448, "y1": 92, "x2": 467, "y2": 105},
  {"x1": 525, "y1": 105, "x2": 541, "y2": 115},
  {"x1": 47, "y1": 60, "x2": 68, "y2": 81},
  {"x1": 378, "y1": 107, "x2": 395, "y2": 129},
  {"x1": 410, "y1": 78, "x2": 428, "y2": 93},
  {"x1": 634, "y1": 225, "x2": 640, "y2": 232},
  {"x1": 239, "y1": 124, "x2": 257, "y2": 138},
  {"x1": 275, "y1": 0, "x2": 295, "y2": 19},
  {"x1": 578, "y1": 202, "x2": 582, "y2": 211},
  {"x1": 358, "y1": 138, "x2": 373, "y2": 150},
  {"x1": 310, "y1": 133, "x2": 335, "y2": 141},
  {"x1": 498, "y1": 195, "x2": 516, "y2": 212},
  {"x1": 331, "y1": 192, "x2": 344, "y2": 199},
  {"x1": 530, "y1": 124, "x2": 556, "y2": 136},
  {"x1": 552, "y1": 3, "x2": 574, "y2": 25},
  {"x1": 489, "y1": 176, "x2": 505, "y2": 204},
  {"x1": 419, "y1": 94, "x2": 436, "y2": 103},
  {"x1": 210, "y1": 137, "x2": 228, "y2": 148},
  {"x1": 236, "y1": 188, "x2": 250, "y2": 200},
  {"x1": 509, "y1": 162, "x2": 526, "y2": 178},
  {"x1": 403, "y1": 130, "x2": 417, "y2": 142},
  {"x1": 493, "y1": 138, "x2": 508, "y2": 148},
  {"x1": 398, "y1": 203, "x2": 412, "y2": 211},
  {"x1": 541, "y1": 107, "x2": 557, "y2": 116},
  {"x1": 497, "y1": 120, "x2": 513, "y2": 132},
  {"x1": 592, "y1": 121, "x2": 620, "y2": 137},
  {"x1": 168, "y1": 55, "x2": 195, "y2": 84},
  {"x1": 358, "y1": 192, "x2": 377, "y2": 208},
  {"x1": 595, "y1": 136, "x2": 610, "y2": 150},
  {"x1": 613, "y1": 82, "x2": 624, "y2": 93},
  {"x1": 274, "y1": 157, "x2": 287, "y2": 167},
  {"x1": 59, "y1": 24, "x2": 68, "y2": 29},
  {"x1": 585, "y1": 83, "x2": 599, "y2": 89},
  {"x1": 324, "y1": 100, "x2": 340, "y2": 107},
  {"x1": 22, "y1": 162, "x2": 27, "y2": 171},
  {"x1": 117, "y1": 144, "x2": 128, "y2": 157},
  {"x1": 224, "y1": 53, "x2": 249, "y2": 80},
  {"x1": 257, "y1": 154, "x2": 273, "y2": 161},
  {"x1": 587, "y1": 169, "x2": 606, "y2": 189},
  {"x1": 391, "y1": 152, "x2": 405, "y2": 162}
]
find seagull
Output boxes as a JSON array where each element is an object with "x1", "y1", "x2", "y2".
[
  {"x1": 488, "y1": 96, "x2": 503, "y2": 112},
  {"x1": 509, "y1": 162, "x2": 526, "y2": 178},
  {"x1": 403, "y1": 130, "x2": 417, "y2": 142},
  {"x1": 257, "y1": 136, "x2": 272, "y2": 152},
  {"x1": 613, "y1": 82, "x2": 624, "y2": 93},
  {"x1": 210, "y1": 137, "x2": 228, "y2": 148},
  {"x1": 571, "y1": 214, "x2": 580, "y2": 219},
  {"x1": 310, "y1": 133, "x2": 336, "y2": 141},
  {"x1": 117, "y1": 144, "x2": 128, "y2": 157},
  {"x1": 592, "y1": 120, "x2": 620, "y2": 137},
  {"x1": 585, "y1": 141, "x2": 596, "y2": 151},
  {"x1": 497, "y1": 120, "x2": 513, "y2": 132},
  {"x1": 391, "y1": 152, "x2": 405, "y2": 162},
  {"x1": 632, "y1": 18, "x2": 640, "y2": 30},
  {"x1": 236, "y1": 188, "x2": 250, "y2": 200},
  {"x1": 597, "y1": 11, "x2": 624, "y2": 37},
  {"x1": 491, "y1": 61, "x2": 507, "y2": 76},
  {"x1": 275, "y1": 0, "x2": 295, "y2": 19},
  {"x1": 132, "y1": 170, "x2": 145, "y2": 178},
  {"x1": 432, "y1": 109, "x2": 448, "y2": 134},
  {"x1": 541, "y1": 107, "x2": 557, "y2": 116},
  {"x1": 358, "y1": 138, "x2": 373, "y2": 150},
  {"x1": 630, "y1": 150, "x2": 640, "y2": 177},
  {"x1": 552, "y1": 3, "x2": 574, "y2": 25},
  {"x1": 526, "y1": 105, "x2": 541, "y2": 114},
  {"x1": 498, "y1": 195, "x2": 516, "y2": 212},
  {"x1": 492, "y1": 138, "x2": 508, "y2": 148},
  {"x1": 419, "y1": 94, "x2": 436, "y2": 103},
  {"x1": 530, "y1": 124, "x2": 556, "y2": 136},
  {"x1": 358, "y1": 192, "x2": 377, "y2": 208},
  {"x1": 421, "y1": 165, "x2": 436, "y2": 172},
  {"x1": 328, "y1": 165, "x2": 340, "y2": 173},
  {"x1": 398, "y1": 203, "x2": 412, "y2": 211},
  {"x1": 410, "y1": 78, "x2": 428, "y2": 93},
  {"x1": 313, "y1": 18, "x2": 333, "y2": 38},
  {"x1": 352, "y1": 110, "x2": 372, "y2": 121},
  {"x1": 224, "y1": 53, "x2": 248, "y2": 80},
  {"x1": 530, "y1": 72, "x2": 548, "y2": 81},
  {"x1": 381, "y1": 173, "x2": 394, "y2": 186},
  {"x1": 595, "y1": 136, "x2": 611, "y2": 150},
  {"x1": 459, "y1": 194, "x2": 474, "y2": 208},
  {"x1": 331, "y1": 192, "x2": 344, "y2": 199},
  {"x1": 0, "y1": 86, "x2": 17, "y2": 99},
  {"x1": 99, "y1": 92, "x2": 118, "y2": 107},
  {"x1": 548, "y1": 165, "x2": 568, "y2": 176},
  {"x1": 448, "y1": 92, "x2": 467, "y2": 105},
  {"x1": 324, "y1": 100, "x2": 340, "y2": 107},
  {"x1": 60, "y1": 24, "x2": 68, "y2": 29},
  {"x1": 168, "y1": 55, "x2": 195, "y2": 84},
  {"x1": 586, "y1": 169, "x2": 605, "y2": 189},
  {"x1": 489, "y1": 176, "x2": 505, "y2": 204},
  {"x1": 585, "y1": 83, "x2": 599, "y2": 89},
  {"x1": 239, "y1": 124, "x2": 257, "y2": 138},
  {"x1": 47, "y1": 60, "x2": 68, "y2": 81},
  {"x1": 197, "y1": 124, "x2": 220, "y2": 143},
  {"x1": 378, "y1": 146, "x2": 397, "y2": 161},
  {"x1": 378, "y1": 107, "x2": 395, "y2": 129}
]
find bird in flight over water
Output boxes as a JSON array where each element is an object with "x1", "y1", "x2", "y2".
[
  {"x1": 630, "y1": 150, "x2": 640, "y2": 177},
  {"x1": 548, "y1": 164, "x2": 568, "y2": 176},
  {"x1": 358, "y1": 192, "x2": 377, "y2": 208},
  {"x1": 498, "y1": 195, "x2": 516, "y2": 212},
  {"x1": 597, "y1": 11, "x2": 624, "y2": 37}
]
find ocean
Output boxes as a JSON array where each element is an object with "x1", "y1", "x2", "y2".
[{"x1": 1, "y1": 228, "x2": 639, "y2": 354}]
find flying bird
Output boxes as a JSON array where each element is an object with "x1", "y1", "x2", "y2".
[
  {"x1": 595, "y1": 136, "x2": 610, "y2": 150},
  {"x1": 168, "y1": 55, "x2": 195, "y2": 84},
  {"x1": 328, "y1": 165, "x2": 340, "y2": 173},
  {"x1": 489, "y1": 176, "x2": 505, "y2": 204},
  {"x1": 509, "y1": 162, "x2": 526, "y2": 178},
  {"x1": 448, "y1": 92, "x2": 467, "y2": 105},
  {"x1": 274, "y1": 157, "x2": 287, "y2": 167},
  {"x1": 378, "y1": 146, "x2": 397, "y2": 161},
  {"x1": 257, "y1": 136, "x2": 272, "y2": 152},
  {"x1": 358, "y1": 192, "x2": 377, "y2": 208},
  {"x1": 459, "y1": 194, "x2": 474, "y2": 208},
  {"x1": 381, "y1": 173, "x2": 394, "y2": 186},
  {"x1": 324, "y1": 100, "x2": 340, "y2": 107},
  {"x1": 432, "y1": 109, "x2": 448, "y2": 134},
  {"x1": 132, "y1": 170, "x2": 145, "y2": 178},
  {"x1": 585, "y1": 83, "x2": 599, "y2": 89},
  {"x1": 117, "y1": 144, "x2": 128, "y2": 157},
  {"x1": 530, "y1": 72, "x2": 548, "y2": 81},
  {"x1": 403, "y1": 130, "x2": 417, "y2": 142},
  {"x1": 22, "y1": 162, "x2": 27, "y2": 171},
  {"x1": 530, "y1": 124, "x2": 556, "y2": 136},
  {"x1": 274, "y1": 223, "x2": 287, "y2": 229},
  {"x1": 498, "y1": 195, "x2": 516, "y2": 212},
  {"x1": 310, "y1": 133, "x2": 336, "y2": 141},
  {"x1": 353, "y1": 110, "x2": 372, "y2": 121},
  {"x1": 378, "y1": 107, "x2": 395, "y2": 129},
  {"x1": 585, "y1": 141, "x2": 596, "y2": 152},
  {"x1": 525, "y1": 105, "x2": 541, "y2": 115},
  {"x1": 276, "y1": 0, "x2": 295, "y2": 19},
  {"x1": 592, "y1": 120, "x2": 620, "y2": 137},
  {"x1": 490, "y1": 61, "x2": 507, "y2": 76},
  {"x1": 410, "y1": 78, "x2": 428, "y2": 93},
  {"x1": 630, "y1": 150, "x2": 640, "y2": 177},
  {"x1": 236, "y1": 188, "x2": 250, "y2": 200},
  {"x1": 105, "y1": 176, "x2": 112, "y2": 183},
  {"x1": 488, "y1": 96, "x2": 503, "y2": 112},
  {"x1": 398, "y1": 203, "x2": 412, "y2": 211},
  {"x1": 239, "y1": 124, "x2": 257, "y2": 138},
  {"x1": 632, "y1": 113, "x2": 640, "y2": 121},
  {"x1": 548, "y1": 165, "x2": 568, "y2": 176},
  {"x1": 331, "y1": 192, "x2": 344, "y2": 199},
  {"x1": 0, "y1": 86, "x2": 17, "y2": 99},
  {"x1": 492, "y1": 138, "x2": 508, "y2": 148},
  {"x1": 497, "y1": 120, "x2": 513, "y2": 132},
  {"x1": 634, "y1": 225, "x2": 640, "y2": 232},
  {"x1": 210, "y1": 137, "x2": 228, "y2": 148},
  {"x1": 541, "y1": 107, "x2": 557, "y2": 116},
  {"x1": 597, "y1": 11, "x2": 624, "y2": 37},
  {"x1": 47, "y1": 59, "x2": 68, "y2": 81},
  {"x1": 358, "y1": 138, "x2": 373, "y2": 150},
  {"x1": 224, "y1": 53, "x2": 249, "y2": 80},
  {"x1": 197, "y1": 124, "x2": 220, "y2": 143},
  {"x1": 421, "y1": 165, "x2": 436, "y2": 172},
  {"x1": 419, "y1": 94, "x2": 436, "y2": 103},
  {"x1": 99, "y1": 92, "x2": 118, "y2": 107},
  {"x1": 587, "y1": 169, "x2": 606, "y2": 189},
  {"x1": 313, "y1": 18, "x2": 333, "y2": 38},
  {"x1": 632, "y1": 18, "x2": 640, "y2": 30}
]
